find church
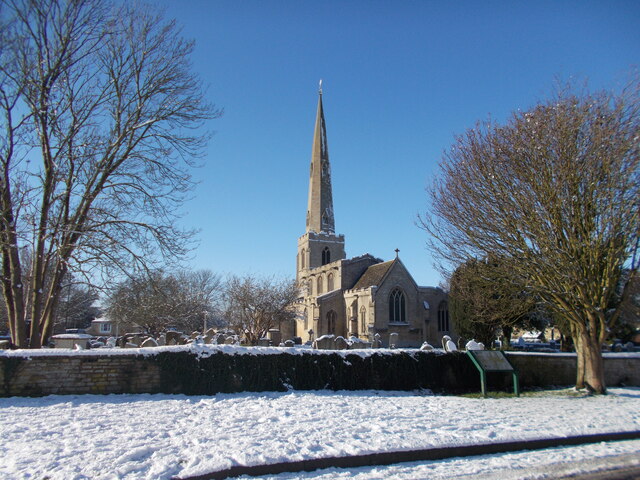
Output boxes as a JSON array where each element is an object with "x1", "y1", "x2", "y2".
[{"x1": 285, "y1": 85, "x2": 453, "y2": 348}]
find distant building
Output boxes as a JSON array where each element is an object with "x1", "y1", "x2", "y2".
[
  {"x1": 282, "y1": 86, "x2": 454, "y2": 348},
  {"x1": 86, "y1": 317, "x2": 142, "y2": 337}
]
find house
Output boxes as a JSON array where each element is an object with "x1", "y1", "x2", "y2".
[{"x1": 86, "y1": 317, "x2": 142, "y2": 337}]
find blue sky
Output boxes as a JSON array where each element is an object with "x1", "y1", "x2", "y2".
[{"x1": 156, "y1": 0, "x2": 639, "y2": 287}]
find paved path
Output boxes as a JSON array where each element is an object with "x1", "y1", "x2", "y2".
[
  {"x1": 175, "y1": 431, "x2": 640, "y2": 480},
  {"x1": 557, "y1": 463, "x2": 640, "y2": 480}
]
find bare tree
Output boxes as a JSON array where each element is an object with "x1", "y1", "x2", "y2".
[
  {"x1": 105, "y1": 269, "x2": 223, "y2": 337},
  {"x1": 222, "y1": 275, "x2": 299, "y2": 345},
  {"x1": 1, "y1": 248, "x2": 100, "y2": 335},
  {"x1": 419, "y1": 80, "x2": 639, "y2": 393},
  {"x1": 449, "y1": 257, "x2": 540, "y2": 348},
  {"x1": 0, "y1": 0, "x2": 220, "y2": 347}
]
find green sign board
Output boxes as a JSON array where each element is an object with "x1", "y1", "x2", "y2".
[
  {"x1": 467, "y1": 350, "x2": 519, "y2": 397},
  {"x1": 470, "y1": 350, "x2": 515, "y2": 371}
]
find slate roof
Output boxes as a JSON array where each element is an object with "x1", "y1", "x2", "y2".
[{"x1": 352, "y1": 259, "x2": 395, "y2": 290}]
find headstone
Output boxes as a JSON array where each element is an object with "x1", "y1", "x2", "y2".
[
  {"x1": 389, "y1": 332, "x2": 399, "y2": 349},
  {"x1": 267, "y1": 329, "x2": 281, "y2": 345},
  {"x1": 204, "y1": 330, "x2": 215, "y2": 344},
  {"x1": 442, "y1": 335, "x2": 457, "y2": 352},
  {"x1": 214, "y1": 333, "x2": 226, "y2": 345},
  {"x1": 334, "y1": 336, "x2": 348, "y2": 350},
  {"x1": 124, "y1": 342, "x2": 138, "y2": 348},
  {"x1": 257, "y1": 338, "x2": 270, "y2": 347},
  {"x1": 284, "y1": 339, "x2": 295, "y2": 347},
  {"x1": 373, "y1": 333, "x2": 382, "y2": 348},
  {"x1": 466, "y1": 339, "x2": 482, "y2": 351},
  {"x1": 420, "y1": 341, "x2": 434, "y2": 351},
  {"x1": 140, "y1": 337, "x2": 158, "y2": 348},
  {"x1": 224, "y1": 335, "x2": 237, "y2": 345},
  {"x1": 157, "y1": 334, "x2": 166, "y2": 346},
  {"x1": 313, "y1": 334, "x2": 335, "y2": 350},
  {"x1": 165, "y1": 331, "x2": 181, "y2": 345},
  {"x1": 348, "y1": 336, "x2": 371, "y2": 349}
]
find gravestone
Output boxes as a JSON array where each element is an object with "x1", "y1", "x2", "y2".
[
  {"x1": 165, "y1": 331, "x2": 181, "y2": 346},
  {"x1": 140, "y1": 337, "x2": 158, "y2": 348},
  {"x1": 334, "y1": 336, "x2": 348, "y2": 350},
  {"x1": 313, "y1": 334, "x2": 335, "y2": 350}
]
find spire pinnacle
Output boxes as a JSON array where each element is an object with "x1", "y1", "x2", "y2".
[
  {"x1": 319, "y1": 79, "x2": 323, "y2": 95},
  {"x1": 306, "y1": 86, "x2": 334, "y2": 234}
]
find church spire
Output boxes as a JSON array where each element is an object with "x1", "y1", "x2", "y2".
[{"x1": 306, "y1": 81, "x2": 335, "y2": 234}]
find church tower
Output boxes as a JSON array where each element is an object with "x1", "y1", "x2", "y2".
[{"x1": 297, "y1": 82, "x2": 345, "y2": 282}]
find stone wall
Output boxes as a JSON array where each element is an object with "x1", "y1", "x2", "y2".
[
  {"x1": 506, "y1": 352, "x2": 640, "y2": 388},
  {"x1": 0, "y1": 354, "x2": 162, "y2": 397},
  {"x1": 1, "y1": 349, "x2": 638, "y2": 397}
]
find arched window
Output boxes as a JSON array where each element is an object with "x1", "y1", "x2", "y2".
[
  {"x1": 360, "y1": 306, "x2": 367, "y2": 334},
  {"x1": 316, "y1": 275, "x2": 323, "y2": 295},
  {"x1": 438, "y1": 301, "x2": 450, "y2": 332},
  {"x1": 322, "y1": 247, "x2": 331, "y2": 265},
  {"x1": 301, "y1": 248, "x2": 306, "y2": 269},
  {"x1": 389, "y1": 288, "x2": 406, "y2": 323},
  {"x1": 327, "y1": 310, "x2": 336, "y2": 334},
  {"x1": 307, "y1": 279, "x2": 313, "y2": 296},
  {"x1": 327, "y1": 272, "x2": 334, "y2": 291}
]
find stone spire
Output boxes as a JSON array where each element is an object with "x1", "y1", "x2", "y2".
[{"x1": 306, "y1": 81, "x2": 335, "y2": 234}]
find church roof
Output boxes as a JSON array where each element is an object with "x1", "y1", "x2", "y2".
[{"x1": 352, "y1": 259, "x2": 395, "y2": 290}]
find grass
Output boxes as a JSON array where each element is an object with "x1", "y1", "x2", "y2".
[{"x1": 458, "y1": 387, "x2": 595, "y2": 399}]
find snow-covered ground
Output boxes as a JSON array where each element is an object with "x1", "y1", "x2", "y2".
[{"x1": 1, "y1": 387, "x2": 639, "y2": 480}]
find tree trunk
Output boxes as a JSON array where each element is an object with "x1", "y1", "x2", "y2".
[
  {"x1": 579, "y1": 329, "x2": 607, "y2": 394},
  {"x1": 501, "y1": 325, "x2": 513, "y2": 350},
  {"x1": 572, "y1": 323, "x2": 586, "y2": 389}
]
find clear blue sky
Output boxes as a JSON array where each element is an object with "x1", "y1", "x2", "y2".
[{"x1": 156, "y1": 0, "x2": 639, "y2": 287}]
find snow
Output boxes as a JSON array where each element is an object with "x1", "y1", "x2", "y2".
[
  {"x1": 1, "y1": 387, "x2": 639, "y2": 479},
  {"x1": 0, "y1": 344, "x2": 447, "y2": 360}
]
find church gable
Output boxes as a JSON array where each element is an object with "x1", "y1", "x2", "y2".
[{"x1": 374, "y1": 258, "x2": 419, "y2": 295}]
